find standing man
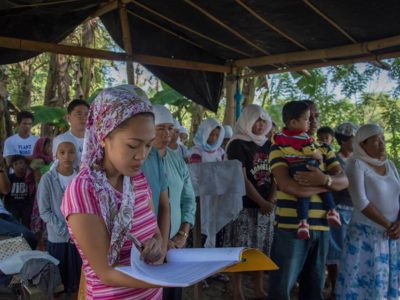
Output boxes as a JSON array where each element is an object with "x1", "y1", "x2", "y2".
[
  {"x1": 3, "y1": 111, "x2": 38, "y2": 167},
  {"x1": 52, "y1": 99, "x2": 89, "y2": 169},
  {"x1": 268, "y1": 100, "x2": 349, "y2": 300}
]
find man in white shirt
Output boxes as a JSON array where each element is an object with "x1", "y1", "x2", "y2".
[
  {"x1": 52, "y1": 99, "x2": 89, "y2": 169},
  {"x1": 3, "y1": 111, "x2": 39, "y2": 167}
]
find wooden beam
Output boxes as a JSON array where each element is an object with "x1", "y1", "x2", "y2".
[
  {"x1": 127, "y1": 10, "x2": 204, "y2": 51},
  {"x1": 235, "y1": 34, "x2": 400, "y2": 68},
  {"x1": 235, "y1": 0, "x2": 307, "y2": 50},
  {"x1": 119, "y1": 2, "x2": 134, "y2": 84},
  {"x1": 184, "y1": 0, "x2": 270, "y2": 56},
  {"x1": 0, "y1": 36, "x2": 231, "y2": 73},
  {"x1": 241, "y1": 51, "x2": 400, "y2": 77},
  {"x1": 303, "y1": 0, "x2": 357, "y2": 43},
  {"x1": 131, "y1": 0, "x2": 251, "y2": 57},
  {"x1": 86, "y1": 0, "x2": 118, "y2": 21}
]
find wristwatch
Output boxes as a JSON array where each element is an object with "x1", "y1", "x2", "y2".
[
  {"x1": 325, "y1": 175, "x2": 333, "y2": 187},
  {"x1": 178, "y1": 230, "x2": 188, "y2": 238}
]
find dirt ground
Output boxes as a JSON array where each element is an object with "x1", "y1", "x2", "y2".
[{"x1": 182, "y1": 272, "x2": 332, "y2": 300}]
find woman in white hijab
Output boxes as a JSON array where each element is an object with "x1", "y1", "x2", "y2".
[
  {"x1": 336, "y1": 124, "x2": 400, "y2": 300},
  {"x1": 222, "y1": 104, "x2": 275, "y2": 300},
  {"x1": 189, "y1": 118, "x2": 225, "y2": 163}
]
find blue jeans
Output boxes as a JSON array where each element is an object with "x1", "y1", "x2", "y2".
[
  {"x1": 268, "y1": 228, "x2": 329, "y2": 300},
  {"x1": 289, "y1": 159, "x2": 335, "y2": 220},
  {"x1": 0, "y1": 213, "x2": 37, "y2": 249}
]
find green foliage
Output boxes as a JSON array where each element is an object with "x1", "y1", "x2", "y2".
[{"x1": 31, "y1": 106, "x2": 68, "y2": 129}]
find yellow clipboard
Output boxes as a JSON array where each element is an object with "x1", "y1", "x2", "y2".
[{"x1": 223, "y1": 248, "x2": 279, "y2": 272}]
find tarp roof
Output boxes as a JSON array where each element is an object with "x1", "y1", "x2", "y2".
[{"x1": 1, "y1": 0, "x2": 400, "y2": 111}]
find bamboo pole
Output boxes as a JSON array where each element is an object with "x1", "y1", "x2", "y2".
[
  {"x1": 85, "y1": 0, "x2": 118, "y2": 22},
  {"x1": 235, "y1": 0, "x2": 307, "y2": 50},
  {"x1": 0, "y1": 36, "x2": 230, "y2": 73},
  {"x1": 127, "y1": 10, "x2": 204, "y2": 51},
  {"x1": 131, "y1": 0, "x2": 251, "y2": 57},
  {"x1": 184, "y1": 0, "x2": 270, "y2": 55},
  {"x1": 303, "y1": 0, "x2": 356, "y2": 43},
  {"x1": 119, "y1": 2, "x2": 134, "y2": 84},
  {"x1": 235, "y1": 34, "x2": 400, "y2": 68},
  {"x1": 241, "y1": 50, "x2": 400, "y2": 78}
]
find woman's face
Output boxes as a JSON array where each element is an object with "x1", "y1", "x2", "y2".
[
  {"x1": 308, "y1": 104, "x2": 319, "y2": 135},
  {"x1": 341, "y1": 136, "x2": 354, "y2": 152},
  {"x1": 207, "y1": 127, "x2": 221, "y2": 145},
  {"x1": 361, "y1": 134, "x2": 386, "y2": 160},
  {"x1": 252, "y1": 118, "x2": 267, "y2": 136},
  {"x1": 104, "y1": 114, "x2": 155, "y2": 177},
  {"x1": 154, "y1": 123, "x2": 174, "y2": 149}
]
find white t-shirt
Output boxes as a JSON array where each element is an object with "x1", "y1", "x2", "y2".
[
  {"x1": 3, "y1": 134, "x2": 39, "y2": 157},
  {"x1": 53, "y1": 130, "x2": 84, "y2": 168},
  {"x1": 58, "y1": 171, "x2": 76, "y2": 190}
]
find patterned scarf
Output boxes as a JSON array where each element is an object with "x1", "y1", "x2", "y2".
[{"x1": 81, "y1": 85, "x2": 153, "y2": 265}]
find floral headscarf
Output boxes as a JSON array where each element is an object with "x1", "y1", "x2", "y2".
[
  {"x1": 229, "y1": 104, "x2": 272, "y2": 148},
  {"x1": 193, "y1": 118, "x2": 225, "y2": 152},
  {"x1": 81, "y1": 84, "x2": 153, "y2": 265}
]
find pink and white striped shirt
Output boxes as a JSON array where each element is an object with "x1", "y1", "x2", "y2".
[{"x1": 61, "y1": 168, "x2": 162, "y2": 300}]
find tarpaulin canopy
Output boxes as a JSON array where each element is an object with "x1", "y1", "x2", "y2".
[{"x1": 1, "y1": 0, "x2": 400, "y2": 111}]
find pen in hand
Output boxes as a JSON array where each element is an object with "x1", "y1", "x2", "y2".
[{"x1": 128, "y1": 233, "x2": 144, "y2": 252}]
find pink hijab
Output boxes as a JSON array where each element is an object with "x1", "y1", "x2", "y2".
[{"x1": 81, "y1": 85, "x2": 153, "y2": 265}]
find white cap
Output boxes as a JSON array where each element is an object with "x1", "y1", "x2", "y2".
[
  {"x1": 152, "y1": 104, "x2": 174, "y2": 125},
  {"x1": 179, "y1": 126, "x2": 189, "y2": 135},
  {"x1": 223, "y1": 125, "x2": 233, "y2": 138}
]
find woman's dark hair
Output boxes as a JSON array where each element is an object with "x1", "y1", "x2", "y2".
[
  {"x1": 282, "y1": 101, "x2": 310, "y2": 125},
  {"x1": 335, "y1": 133, "x2": 352, "y2": 145},
  {"x1": 317, "y1": 126, "x2": 334, "y2": 136},
  {"x1": 17, "y1": 111, "x2": 34, "y2": 124}
]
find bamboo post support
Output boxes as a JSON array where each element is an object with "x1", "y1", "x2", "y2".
[
  {"x1": 235, "y1": 34, "x2": 400, "y2": 68},
  {"x1": 241, "y1": 50, "x2": 400, "y2": 78},
  {"x1": 119, "y1": 2, "x2": 134, "y2": 84},
  {"x1": 0, "y1": 36, "x2": 230, "y2": 73}
]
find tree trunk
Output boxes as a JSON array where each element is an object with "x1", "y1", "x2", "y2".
[
  {"x1": 75, "y1": 20, "x2": 95, "y2": 99},
  {"x1": 43, "y1": 53, "x2": 71, "y2": 136},
  {"x1": 242, "y1": 77, "x2": 255, "y2": 107},
  {"x1": 190, "y1": 102, "x2": 205, "y2": 145},
  {"x1": 0, "y1": 67, "x2": 13, "y2": 140},
  {"x1": 223, "y1": 75, "x2": 236, "y2": 126},
  {"x1": 15, "y1": 59, "x2": 35, "y2": 109}
]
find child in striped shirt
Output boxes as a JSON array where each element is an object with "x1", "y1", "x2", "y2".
[{"x1": 273, "y1": 101, "x2": 341, "y2": 239}]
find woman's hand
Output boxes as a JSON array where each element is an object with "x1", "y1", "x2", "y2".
[
  {"x1": 171, "y1": 233, "x2": 187, "y2": 249},
  {"x1": 141, "y1": 237, "x2": 163, "y2": 264},
  {"x1": 293, "y1": 165, "x2": 327, "y2": 186},
  {"x1": 387, "y1": 221, "x2": 400, "y2": 239},
  {"x1": 259, "y1": 200, "x2": 274, "y2": 215}
]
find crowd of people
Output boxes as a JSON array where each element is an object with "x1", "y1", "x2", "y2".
[{"x1": 0, "y1": 84, "x2": 399, "y2": 300}]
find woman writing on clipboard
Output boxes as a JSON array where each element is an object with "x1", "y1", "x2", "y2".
[{"x1": 61, "y1": 85, "x2": 164, "y2": 299}]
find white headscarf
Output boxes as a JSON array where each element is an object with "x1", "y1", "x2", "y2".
[
  {"x1": 153, "y1": 104, "x2": 174, "y2": 125},
  {"x1": 229, "y1": 104, "x2": 272, "y2": 147},
  {"x1": 193, "y1": 118, "x2": 225, "y2": 152},
  {"x1": 223, "y1": 125, "x2": 233, "y2": 139},
  {"x1": 352, "y1": 123, "x2": 387, "y2": 166}
]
